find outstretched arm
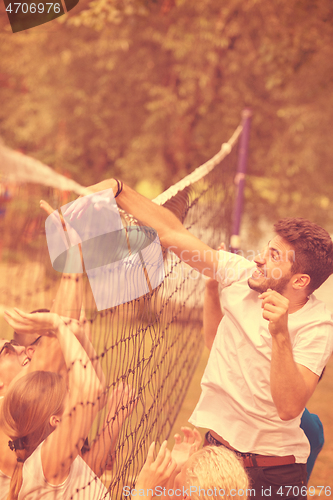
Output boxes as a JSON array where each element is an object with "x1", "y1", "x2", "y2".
[
  {"x1": 41, "y1": 199, "x2": 83, "y2": 320},
  {"x1": 14, "y1": 200, "x2": 85, "y2": 376},
  {"x1": 83, "y1": 383, "x2": 137, "y2": 476},
  {"x1": 43, "y1": 315, "x2": 104, "y2": 484},
  {"x1": 65, "y1": 180, "x2": 220, "y2": 278}
]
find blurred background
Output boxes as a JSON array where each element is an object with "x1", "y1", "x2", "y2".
[{"x1": 1, "y1": 0, "x2": 333, "y2": 237}]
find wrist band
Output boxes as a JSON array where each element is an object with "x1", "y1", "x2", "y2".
[{"x1": 114, "y1": 179, "x2": 123, "y2": 198}]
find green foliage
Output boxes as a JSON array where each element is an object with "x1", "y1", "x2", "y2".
[{"x1": 1, "y1": 0, "x2": 333, "y2": 228}]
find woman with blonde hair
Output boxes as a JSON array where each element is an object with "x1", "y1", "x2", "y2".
[{"x1": 0, "y1": 309, "x2": 110, "y2": 500}]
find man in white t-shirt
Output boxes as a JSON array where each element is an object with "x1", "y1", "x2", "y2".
[{"x1": 68, "y1": 179, "x2": 333, "y2": 499}]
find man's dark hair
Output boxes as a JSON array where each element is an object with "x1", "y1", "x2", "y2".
[
  {"x1": 274, "y1": 218, "x2": 333, "y2": 293},
  {"x1": 29, "y1": 308, "x2": 50, "y2": 314}
]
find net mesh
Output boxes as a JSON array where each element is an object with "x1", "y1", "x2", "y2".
[{"x1": 0, "y1": 124, "x2": 242, "y2": 498}]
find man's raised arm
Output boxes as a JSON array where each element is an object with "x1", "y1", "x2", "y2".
[
  {"x1": 69, "y1": 179, "x2": 220, "y2": 279},
  {"x1": 260, "y1": 289, "x2": 319, "y2": 420}
]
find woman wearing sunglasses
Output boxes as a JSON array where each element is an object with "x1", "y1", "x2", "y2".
[{"x1": 0, "y1": 309, "x2": 110, "y2": 500}]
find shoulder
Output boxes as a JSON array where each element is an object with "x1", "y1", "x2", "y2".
[
  {"x1": 291, "y1": 296, "x2": 333, "y2": 375},
  {"x1": 217, "y1": 250, "x2": 255, "y2": 286},
  {"x1": 300, "y1": 295, "x2": 333, "y2": 326}
]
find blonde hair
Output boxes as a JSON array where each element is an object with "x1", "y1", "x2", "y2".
[
  {"x1": 0, "y1": 371, "x2": 66, "y2": 500},
  {"x1": 185, "y1": 446, "x2": 249, "y2": 500}
]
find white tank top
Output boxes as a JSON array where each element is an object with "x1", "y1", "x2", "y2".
[
  {"x1": 18, "y1": 442, "x2": 110, "y2": 499},
  {"x1": 0, "y1": 468, "x2": 11, "y2": 500}
]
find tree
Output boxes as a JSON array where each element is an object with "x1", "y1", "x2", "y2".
[{"x1": 1, "y1": 0, "x2": 333, "y2": 229}]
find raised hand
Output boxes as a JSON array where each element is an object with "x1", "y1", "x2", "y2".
[
  {"x1": 135, "y1": 441, "x2": 177, "y2": 496},
  {"x1": 171, "y1": 427, "x2": 202, "y2": 471},
  {"x1": 4, "y1": 308, "x2": 61, "y2": 334},
  {"x1": 259, "y1": 288, "x2": 289, "y2": 336},
  {"x1": 106, "y1": 383, "x2": 137, "y2": 426},
  {"x1": 63, "y1": 195, "x2": 92, "y2": 221}
]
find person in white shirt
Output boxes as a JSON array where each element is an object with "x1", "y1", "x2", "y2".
[
  {"x1": 203, "y1": 243, "x2": 326, "y2": 483},
  {"x1": 0, "y1": 309, "x2": 110, "y2": 500},
  {"x1": 65, "y1": 179, "x2": 333, "y2": 499}
]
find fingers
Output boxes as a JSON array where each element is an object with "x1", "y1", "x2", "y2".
[
  {"x1": 154, "y1": 440, "x2": 168, "y2": 466},
  {"x1": 173, "y1": 434, "x2": 182, "y2": 445},
  {"x1": 3, "y1": 310, "x2": 20, "y2": 327},
  {"x1": 145, "y1": 441, "x2": 156, "y2": 466},
  {"x1": 192, "y1": 428, "x2": 202, "y2": 444},
  {"x1": 107, "y1": 383, "x2": 138, "y2": 421},
  {"x1": 143, "y1": 441, "x2": 172, "y2": 471},
  {"x1": 258, "y1": 288, "x2": 276, "y2": 302},
  {"x1": 154, "y1": 442, "x2": 177, "y2": 476},
  {"x1": 137, "y1": 441, "x2": 176, "y2": 491},
  {"x1": 4, "y1": 308, "x2": 30, "y2": 324},
  {"x1": 63, "y1": 197, "x2": 90, "y2": 220},
  {"x1": 40, "y1": 199, "x2": 56, "y2": 217},
  {"x1": 259, "y1": 289, "x2": 289, "y2": 309},
  {"x1": 181, "y1": 427, "x2": 195, "y2": 444},
  {"x1": 13, "y1": 308, "x2": 31, "y2": 318},
  {"x1": 187, "y1": 428, "x2": 202, "y2": 456},
  {"x1": 4, "y1": 309, "x2": 59, "y2": 333}
]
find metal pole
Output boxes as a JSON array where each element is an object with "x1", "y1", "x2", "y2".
[{"x1": 230, "y1": 109, "x2": 252, "y2": 253}]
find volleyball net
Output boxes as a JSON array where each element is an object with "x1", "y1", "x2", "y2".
[{"x1": 0, "y1": 122, "x2": 243, "y2": 498}]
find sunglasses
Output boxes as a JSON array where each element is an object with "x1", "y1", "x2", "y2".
[
  {"x1": 0, "y1": 339, "x2": 21, "y2": 357},
  {"x1": 0, "y1": 335, "x2": 43, "y2": 358}
]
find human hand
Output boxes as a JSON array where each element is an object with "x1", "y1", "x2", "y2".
[
  {"x1": 135, "y1": 441, "x2": 177, "y2": 495},
  {"x1": 259, "y1": 289, "x2": 289, "y2": 336},
  {"x1": 4, "y1": 308, "x2": 61, "y2": 334},
  {"x1": 63, "y1": 187, "x2": 117, "y2": 221},
  {"x1": 106, "y1": 383, "x2": 137, "y2": 426},
  {"x1": 171, "y1": 427, "x2": 202, "y2": 472}
]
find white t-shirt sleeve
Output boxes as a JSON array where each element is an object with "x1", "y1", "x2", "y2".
[
  {"x1": 292, "y1": 321, "x2": 333, "y2": 376},
  {"x1": 217, "y1": 250, "x2": 254, "y2": 286}
]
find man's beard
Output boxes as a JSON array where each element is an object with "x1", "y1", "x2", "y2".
[{"x1": 248, "y1": 272, "x2": 292, "y2": 295}]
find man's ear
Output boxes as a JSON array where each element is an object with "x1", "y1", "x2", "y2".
[
  {"x1": 49, "y1": 415, "x2": 60, "y2": 428},
  {"x1": 292, "y1": 274, "x2": 311, "y2": 290}
]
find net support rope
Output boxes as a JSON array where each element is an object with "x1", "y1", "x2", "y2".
[{"x1": 153, "y1": 125, "x2": 242, "y2": 205}]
